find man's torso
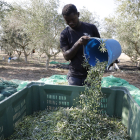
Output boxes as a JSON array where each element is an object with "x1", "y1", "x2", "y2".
[{"x1": 60, "y1": 22, "x2": 100, "y2": 78}]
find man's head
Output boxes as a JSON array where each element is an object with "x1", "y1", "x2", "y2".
[{"x1": 62, "y1": 4, "x2": 80, "y2": 29}]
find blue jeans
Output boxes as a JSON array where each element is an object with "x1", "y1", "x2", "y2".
[{"x1": 67, "y1": 76, "x2": 86, "y2": 86}]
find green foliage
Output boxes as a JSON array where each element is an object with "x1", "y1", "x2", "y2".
[
  {"x1": 101, "y1": 0, "x2": 140, "y2": 65},
  {"x1": 9, "y1": 108, "x2": 129, "y2": 140},
  {"x1": 1, "y1": 0, "x2": 62, "y2": 65},
  {"x1": 0, "y1": 1, "x2": 13, "y2": 21},
  {"x1": 100, "y1": 17, "x2": 116, "y2": 39},
  {"x1": 115, "y1": 0, "x2": 140, "y2": 65},
  {"x1": 26, "y1": 0, "x2": 63, "y2": 69},
  {"x1": 79, "y1": 7, "x2": 100, "y2": 28},
  {"x1": 0, "y1": 4, "x2": 33, "y2": 62},
  {"x1": 81, "y1": 60, "x2": 107, "y2": 110},
  {"x1": 98, "y1": 39, "x2": 108, "y2": 53}
]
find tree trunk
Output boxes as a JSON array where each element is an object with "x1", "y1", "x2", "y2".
[
  {"x1": 17, "y1": 51, "x2": 21, "y2": 60},
  {"x1": 30, "y1": 52, "x2": 33, "y2": 58},
  {"x1": 46, "y1": 56, "x2": 50, "y2": 70},
  {"x1": 25, "y1": 55, "x2": 28, "y2": 63},
  {"x1": 54, "y1": 55, "x2": 56, "y2": 61},
  {"x1": 17, "y1": 54, "x2": 20, "y2": 60}
]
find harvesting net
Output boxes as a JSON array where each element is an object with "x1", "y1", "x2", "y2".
[
  {"x1": 49, "y1": 61, "x2": 69, "y2": 65},
  {"x1": 0, "y1": 75, "x2": 68, "y2": 102},
  {"x1": 102, "y1": 75, "x2": 140, "y2": 106},
  {"x1": 0, "y1": 75, "x2": 140, "y2": 106},
  {"x1": 38, "y1": 75, "x2": 68, "y2": 85},
  {"x1": 0, "y1": 78, "x2": 18, "y2": 101}
]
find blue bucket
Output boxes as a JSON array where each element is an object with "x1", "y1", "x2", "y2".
[{"x1": 84, "y1": 38, "x2": 122, "y2": 67}]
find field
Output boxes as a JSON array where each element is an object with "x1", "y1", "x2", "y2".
[{"x1": 0, "y1": 50, "x2": 140, "y2": 89}]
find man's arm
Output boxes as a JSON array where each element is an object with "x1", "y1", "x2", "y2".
[{"x1": 61, "y1": 36, "x2": 90, "y2": 61}]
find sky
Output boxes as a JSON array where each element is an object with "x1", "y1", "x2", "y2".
[
  {"x1": 59, "y1": 0, "x2": 117, "y2": 20},
  {"x1": 3, "y1": 0, "x2": 117, "y2": 20}
]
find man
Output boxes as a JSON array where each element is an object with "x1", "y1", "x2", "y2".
[{"x1": 60, "y1": 4, "x2": 100, "y2": 86}]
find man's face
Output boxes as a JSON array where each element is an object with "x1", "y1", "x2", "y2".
[{"x1": 63, "y1": 12, "x2": 79, "y2": 29}]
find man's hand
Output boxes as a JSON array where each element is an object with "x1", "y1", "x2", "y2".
[
  {"x1": 61, "y1": 36, "x2": 90, "y2": 61},
  {"x1": 77, "y1": 36, "x2": 90, "y2": 45}
]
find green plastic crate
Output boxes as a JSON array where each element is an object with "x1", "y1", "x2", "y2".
[
  {"x1": 102, "y1": 86, "x2": 140, "y2": 140},
  {"x1": 0, "y1": 82, "x2": 85, "y2": 139},
  {"x1": 0, "y1": 82, "x2": 139, "y2": 140}
]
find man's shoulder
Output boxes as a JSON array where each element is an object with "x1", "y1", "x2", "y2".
[{"x1": 61, "y1": 26, "x2": 70, "y2": 35}]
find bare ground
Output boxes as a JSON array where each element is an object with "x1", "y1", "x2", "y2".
[
  {"x1": 0, "y1": 51, "x2": 68, "y2": 81},
  {"x1": 0, "y1": 51, "x2": 140, "y2": 89}
]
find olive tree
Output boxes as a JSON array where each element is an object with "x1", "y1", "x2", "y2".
[
  {"x1": 1, "y1": 4, "x2": 33, "y2": 62},
  {"x1": 0, "y1": 1, "x2": 13, "y2": 51},
  {"x1": 25, "y1": 0, "x2": 63, "y2": 69},
  {"x1": 100, "y1": 16, "x2": 116, "y2": 39},
  {"x1": 0, "y1": 27, "x2": 14, "y2": 57},
  {"x1": 115, "y1": 0, "x2": 140, "y2": 66},
  {"x1": 79, "y1": 7, "x2": 100, "y2": 29}
]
